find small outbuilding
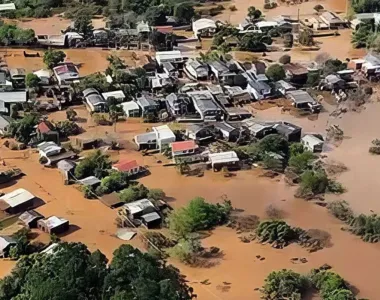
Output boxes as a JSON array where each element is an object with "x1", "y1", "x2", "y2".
[
  {"x1": 99, "y1": 192, "x2": 124, "y2": 208},
  {"x1": 213, "y1": 122, "x2": 240, "y2": 142},
  {"x1": 102, "y1": 90, "x2": 125, "y2": 102},
  {"x1": 122, "y1": 199, "x2": 156, "y2": 219},
  {"x1": 141, "y1": 212, "x2": 161, "y2": 229},
  {"x1": 37, "y1": 216, "x2": 70, "y2": 235},
  {"x1": 57, "y1": 160, "x2": 76, "y2": 185},
  {"x1": 0, "y1": 236, "x2": 16, "y2": 258},
  {"x1": 78, "y1": 176, "x2": 101, "y2": 188},
  {"x1": 121, "y1": 101, "x2": 141, "y2": 117},
  {"x1": 302, "y1": 134, "x2": 324, "y2": 153},
  {"x1": 19, "y1": 210, "x2": 44, "y2": 228},
  {"x1": 208, "y1": 151, "x2": 240, "y2": 171},
  {"x1": 0, "y1": 188, "x2": 35, "y2": 214}
]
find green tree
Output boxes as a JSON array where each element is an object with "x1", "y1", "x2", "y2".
[
  {"x1": 174, "y1": 2, "x2": 195, "y2": 24},
  {"x1": 238, "y1": 33, "x2": 267, "y2": 52},
  {"x1": 43, "y1": 49, "x2": 66, "y2": 69},
  {"x1": 266, "y1": 64, "x2": 286, "y2": 81},
  {"x1": 77, "y1": 72, "x2": 110, "y2": 93},
  {"x1": 100, "y1": 171, "x2": 128, "y2": 194},
  {"x1": 8, "y1": 114, "x2": 40, "y2": 143},
  {"x1": 119, "y1": 184, "x2": 149, "y2": 202},
  {"x1": 147, "y1": 188, "x2": 166, "y2": 200},
  {"x1": 247, "y1": 6, "x2": 262, "y2": 22},
  {"x1": 310, "y1": 270, "x2": 353, "y2": 299},
  {"x1": 145, "y1": 5, "x2": 168, "y2": 26},
  {"x1": 262, "y1": 269, "x2": 309, "y2": 299},
  {"x1": 54, "y1": 120, "x2": 80, "y2": 137},
  {"x1": 298, "y1": 170, "x2": 329, "y2": 196},
  {"x1": 289, "y1": 143, "x2": 305, "y2": 157},
  {"x1": 288, "y1": 151, "x2": 316, "y2": 174},
  {"x1": 74, "y1": 150, "x2": 112, "y2": 179},
  {"x1": 25, "y1": 73, "x2": 41, "y2": 88},
  {"x1": 299, "y1": 29, "x2": 314, "y2": 46},
  {"x1": 323, "y1": 59, "x2": 347, "y2": 76},
  {"x1": 352, "y1": 0, "x2": 380, "y2": 13},
  {"x1": 73, "y1": 15, "x2": 94, "y2": 38}
]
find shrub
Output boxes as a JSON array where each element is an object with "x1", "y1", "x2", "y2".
[
  {"x1": 288, "y1": 151, "x2": 316, "y2": 174},
  {"x1": 147, "y1": 188, "x2": 166, "y2": 201},
  {"x1": 166, "y1": 236, "x2": 201, "y2": 264},
  {"x1": 327, "y1": 180, "x2": 346, "y2": 194},
  {"x1": 314, "y1": 4, "x2": 324, "y2": 11},
  {"x1": 266, "y1": 64, "x2": 286, "y2": 81},
  {"x1": 297, "y1": 170, "x2": 329, "y2": 197},
  {"x1": 279, "y1": 54, "x2": 291, "y2": 64},
  {"x1": 256, "y1": 220, "x2": 298, "y2": 247},
  {"x1": 119, "y1": 184, "x2": 149, "y2": 203},
  {"x1": 262, "y1": 269, "x2": 310, "y2": 299},
  {"x1": 348, "y1": 214, "x2": 380, "y2": 242},
  {"x1": 229, "y1": 5, "x2": 237, "y2": 11},
  {"x1": 82, "y1": 185, "x2": 96, "y2": 199},
  {"x1": 310, "y1": 270, "x2": 351, "y2": 299},
  {"x1": 327, "y1": 200, "x2": 353, "y2": 222},
  {"x1": 74, "y1": 150, "x2": 112, "y2": 179},
  {"x1": 100, "y1": 171, "x2": 128, "y2": 194}
]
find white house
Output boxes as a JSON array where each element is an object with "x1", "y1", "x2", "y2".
[
  {"x1": 156, "y1": 51, "x2": 184, "y2": 66},
  {"x1": 208, "y1": 151, "x2": 239, "y2": 170},
  {"x1": 121, "y1": 101, "x2": 140, "y2": 117},
  {"x1": 302, "y1": 134, "x2": 324, "y2": 153},
  {"x1": 102, "y1": 90, "x2": 125, "y2": 102},
  {"x1": 192, "y1": 18, "x2": 217, "y2": 37},
  {"x1": 38, "y1": 141, "x2": 62, "y2": 157},
  {"x1": 134, "y1": 125, "x2": 176, "y2": 152}
]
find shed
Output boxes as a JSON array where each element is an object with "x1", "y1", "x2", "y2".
[
  {"x1": 0, "y1": 236, "x2": 16, "y2": 257},
  {"x1": 0, "y1": 188, "x2": 35, "y2": 214},
  {"x1": 37, "y1": 216, "x2": 70, "y2": 234},
  {"x1": 324, "y1": 74, "x2": 345, "y2": 90},
  {"x1": 156, "y1": 51, "x2": 184, "y2": 66},
  {"x1": 287, "y1": 90, "x2": 321, "y2": 113},
  {"x1": 100, "y1": 192, "x2": 123, "y2": 208},
  {"x1": 320, "y1": 11, "x2": 347, "y2": 28},
  {"x1": 242, "y1": 119, "x2": 276, "y2": 139},
  {"x1": 213, "y1": 122, "x2": 240, "y2": 142},
  {"x1": 275, "y1": 80, "x2": 296, "y2": 95},
  {"x1": 122, "y1": 199, "x2": 156, "y2": 218},
  {"x1": 141, "y1": 212, "x2": 161, "y2": 229},
  {"x1": 192, "y1": 18, "x2": 217, "y2": 37},
  {"x1": 38, "y1": 141, "x2": 62, "y2": 157},
  {"x1": 102, "y1": 90, "x2": 125, "y2": 102},
  {"x1": 208, "y1": 151, "x2": 239, "y2": 170},
  {"x1": 284, "y1": 63, "x2": 308, "y2": 83},
  {"x1": 272, "y1": 121, "x2": 302, "y2": 142},
  {"x1": 78, "y1": 176, "x2": 101, "y2": 187},
  {"x1": 302, "y1": 134, "x2": 324, "y2": 153},
  {"x1": 57, "y1": 160, "x2": 76, "y2": 185},
  {"x1": 19, "y1": 210, "x2": 44, "y2": 228},
  {"x1": 185, "y1": 124, "x2": 215, "y2": 142},
  {"x1": 121, "y1": 101, "x2": 140, "y2": 117}
]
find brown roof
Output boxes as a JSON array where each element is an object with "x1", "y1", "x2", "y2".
[
  {"x1": 99, "y1": 192, "x2": 123, "y2": 208},
  {"x1": 283, "y1": 63, "x2": 308, "y2": 76}
]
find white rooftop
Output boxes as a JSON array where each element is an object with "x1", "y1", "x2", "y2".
[
  {"x1": 123, "y1": 199, "x2": 155, "y2": 215},
  {"x1": 209, "y1": 151, "x2": 239, "y2": 164},
  {"x1": 121, "y1": 101, "x2": 139, "y2": 111},
  {"x1": 102, "y1": 90, "x2": 125, "y2": 100},
  {"x1": 193, "y1": 18, "x2": 217, "y2": 34},
  {"x1": 0, "y1": 188, "x2": 34, "y2": 208},
  {"x1": 41, "y1": 216, "x2": 68, "y2": 230},
  {"x1": 153, "y1": 125, "x2": 176, "y2": 140},
  {"x1": 302, "y1": 134, "x2": 324, "y2": 146},
  {"x1": 0, "y1": 3, "x2": 16, "y2": 11}
]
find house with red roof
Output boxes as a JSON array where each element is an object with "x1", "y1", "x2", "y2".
[
  {"x1": 35, "y1": 121, "x2": 59, "y2": 144},
  {"x1": 112, "y1": 159, "x2": 146, "y2": 177},
  {"x1": 170, "y1": 140, "x2": 201, "y2": 163}
]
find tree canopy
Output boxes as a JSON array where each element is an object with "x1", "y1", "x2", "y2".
[
  {"x1": 74, "y1": 150, "x2": 112, "y2": 179},
  {"x1": 0, "y1": 242, "x2": 194, "y2": 300},
  {"x1": 0, "y1": 24, "x2": 35, "y2": 45},
  {"x1": 266, "y1": 64, "x2": 286, "y2": 82},
  {"x1": 73, "y1": 15, "x2": 94, "y2": 38},
  {"x1": 174, "y1": 3, "x2": 195, "y2": 25},
  {"x1": 43, "y1": 49, "x2": 66, "y2": 69},
  {"x1": 8, "y1": 114, "x2": 40, "y2": 144},
  {"x1": 25, "y1": 73, "x2": 41, "y2": 88}
]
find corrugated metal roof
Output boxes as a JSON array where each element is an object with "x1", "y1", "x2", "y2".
[
  {"x1": 0, "y1": 188, "x2": 34, "y2": 208},
  {"x1": 78, "y1": 176, "x2": 101, "y2": 186},
  {"x1": 39, "y1": 216, "x2": 68, "y2": 230},
  {"x1": 209, "y1": 151, "x2": 239, "y2": 164},
  {"x1": 123, "y1": 199, "x2": 155, "y2": 215}
]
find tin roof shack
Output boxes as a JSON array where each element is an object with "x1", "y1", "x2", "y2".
[
  {"x1": 246, "y1": 80, "x2": 272, "y2": 100},
  {"x1": 37, "y1": 216, "x2": 69, "y2": 235},
  {"x1": 0, "y1": 236, "x2": 16, "y2": 258},
  {"x1": 166, "y1": 93, "x2": 192, "y2": 116},
  {"x1": 9, "y1": 68, "x2": 26, "y2": 89},
  {"x1": 99, "y1": 192, "x2": 123, "y2": 209},
  {"x1": 0, "y1": 91, "x2": 28, "y2": 115},
  {"x1": 225, "y1": 107, "x2": 252, "y2": 121},
  {"x1": 156, "y1": 51, "x2": 185, "y2": 70},
  {"x1": 213, "y1": 122, "x2": 241, "y2": 142},
  {"x1": 225, "y1": 86, "x2": 252, "y2": 104},
  {"x1": 242, "y1": 119, "x2": 276, "y2": 139},
  {"x1": 209, "y1": 151, "x2": 240, "y2": 171},
  {"x1": 171, "y1": 140, "x2": 200, "y2": 163},
  {"x1": 302, "y1": 134, "x2": 324, "y2": 153},
  {"x1": 36, "y1": 121, "x2": 59, "y2": 144},
  {"x1": 185, "y1": 59, "x2": 209, "y2": 80},
  {"x1": 134, "y1": 125, "x2": 175, "y2": 151},
  {"x1": 275, "y1": 80, "x2": 296, "y2": 96},
  {"x1": 121, "y1": 199, "x2": 161, "y2": 228},
  {"x1": 57, "y1": 160, "x2": 76, "y2": 185},
  {"x1": 19, "y1": 210, "x2": 44, "y2": 228},
  {"x1": 141, "y1": 212, "x2": 162, "y2": 229},
  {"x1": 121, "y1": 101, "x2": 140, "y2": 118},
  {"x1": 185, "y1": 124, "x2": 215, "y2": 143},
  {"x1": 136, "y1": 94, "x2": 159, "y2": 117},
  {"x1": 83, "y1": 88, "x2": 107, "y2": 113},
  {"x1": 320, "y1": 11, "x2": 347, "y2": 28},
  {"x1": 53, "y1": 63, "x2": 80, "y2": 85},
  {"x1": 287, "y1": 90, "x2": 322, "y2": 113},
  {"x1": 272, "y1": 121, "x2": 302, "y2": 142},
  {"x1": 193, "y1": 18, "x2": 217, "y2": 37},
  {"x1": 284, "y1": 63, "x2": 308, "y2": 84},
  {"x1": 102, "y1": 90, "x2": 126, "y2": 102},
  {"x1": 187, "y1": 90, "x2": 223, "y2": 121},
  {"x1": 0, "y1": 188, "x2": 36, "y2": 214},
  {"x1": 321, "y1": 74, "x2": 345, "y2": 91},
  {"x1": 113, "y1": 159, "x2": 146, "y2": 178},
  {"x1": 78, "y1": 176, "x2": 101, "y2": 188}
]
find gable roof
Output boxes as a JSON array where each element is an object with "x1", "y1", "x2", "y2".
[
  {"x1": 113, "y1": 159, "x2": 139, "y2": 172},
  {"x1": 0, "y1": 188, "x2": 34, "y2": 209},
  {"x1": 171, "y1": 140, "x2": 197, "y2": 152},
  {"x1": 37, "y1": 121, "x2": 54, "y2": 134}
]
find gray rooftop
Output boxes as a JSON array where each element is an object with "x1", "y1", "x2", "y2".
[
  {"x1": 137, "y1": 94, "x2": 159, "y2": 108},
  {"x1": 78, "y1": 176, "x2": 101, "y2": 186},
  {"x1": 287, "y1": 90, "x2": 316, "y2": 104},
  {"x1": 208, "y1": 60, "x2": 229, "y2": 74}
]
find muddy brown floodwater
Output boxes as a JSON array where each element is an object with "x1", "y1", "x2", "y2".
[{"x1": 2, "y1": 101, "x2": 380, "y2": 299}]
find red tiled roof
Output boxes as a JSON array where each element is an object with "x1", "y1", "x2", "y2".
[
  {"x1": 37, "y1": 121, "x2": 53, "y2": 134},
  {"x1": 171, "y1": 140, "x2": 197, "y2": 152},
  {"x1": 113, "y1": 160, "x2": 139, "y2": 172}
]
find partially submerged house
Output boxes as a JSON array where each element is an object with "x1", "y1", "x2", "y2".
[
  {"x1": 192, "y1": 18, "x2": 217, "y2": 37},
  {"x1": 121, "y1": 101, "x2": 140, "y2": 118},
  {"x1": 166, "y1": 93, "x2": 190, "y2": 116},
  {"x1": 112, "y1": 159, "x2": 146, "y2": 177},
  {"x1": 53, "y1": 63, "x2": 80, "y2": 85},
  {"x1": 136, "y1": 94, "x2": 159, "y2": 117},
  {"x1": 36, "y1": 121, "x2": 59, "y2": 144},
  {"x1": 0, "y1": 188, "x2": 36, "y2": 214},
  {"x1": 185, "y1": 124, "x2": 215, "y2": 142},
  {"x1": 320, "y1": 11, "x2": 347, "y2": 28},
  {"x1": 37, "y1": 216, "x2": 69, "y2": 234},
  {"x1": 0, "y1": 236, "x2": 16, "y2": 258},
  {"x1": 272, "y1": 121, "x2": 302, "y2": 142},
  {"x1": 302, "y1": 134, "x2": 324, "y2": 153},
  {"x1": 0, "y1": 91, "x2": 28, "y2": 115},
  {"x1": 275, "y1": 80, "x2": 296, "y2": 96},
  {"x1": 242, "y1": 119, "x2": 276, "y2": 139},
  {"x1": 283, "y1": 63, "x2": 308, "y2": 84},
  {"x1": 100, "y1": 192, "x2": 123, "y2": 209},
  {"x1": 322, "y1": 74, "x2": 345, "y2": 90},
  {"x1": 185, "y1": 59, "x2": 209, "y2": 80},
  {"x1": 225, "y1": 86, "x2": 252, "y2": 104},
  {"x1": 246, "y1": 80, "x2": 272, "y2": 100},
  {"x1": 208, "y1": 151, "x2": 240, "y2": 171},
  {"x1": 57, "y1": 159, "x2": 76, "y2": 185},
  {"x1": 171, "y1": 140, "x2": 200, "y2": 163},
  {"x1": 213, "y1": 122, "x2": 240, "y2": 142},
  {"x1": 9, "y1": 68, "x2": 26, "y2": 88},
  {"x1": 287, "y1": 90, "x2": 322, "y2": 113},
  {"x1": 121, "y1": 199, "x2": 161, "y2": 228},
  {"x1": 156, "y1": 51, "x2": 185, "y2": 69},
  {"x1": 19, "y1": 210, "x2": 44, "y2": 228},
  {"x1": 134, "y1": 125, "x2": 176, "y2": 151},
  {"x1": 187, "y1": 90, "x2": 223, "y2": 121},
  {"x1": 38, "y1": 141, "x2": 62, "y2": 158},
  {"x1": 102, "y1": 90, "x2": 126, "y2": 102},
  {"x1": 83, "y1": 88, "x2": 107, "y2": 113},
  {"x1": 78, "y1": 176, "x2": 101, "y2": 188}
]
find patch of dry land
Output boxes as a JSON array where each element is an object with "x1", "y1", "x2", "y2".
[{"x1": 1, "y1": 98, "x2": 380, "y2": 299}]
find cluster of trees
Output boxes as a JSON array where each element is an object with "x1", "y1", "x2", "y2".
[
  {"x1": 352, "y1": 0, "x2": 380, "y2": 13},
  {"x1": 43, "y1": 49, "x2": 66, "y2": 69},
  {"x1": 256, "y1": 220, "x2": 299, "y2": 248},
  {"x1": 0, "y1": 0, "x2": 61, "y2": 18},
  {"x1": 75, "y1": 150, "x2": 112, "y2": 179},
  {"x1": 7, "y1": 114, "x2": 40, "y2": 144},
  {"x1": 53, "y1": 120, "x2": 81, "y2": 137},
  {"x1": 266, "y1": 64, "x2": 286, "y2": 82},
  {"x1": 0, "y1": 23, "x2": 35, "y2": 45},
  {"x1": 328, "y1": 199, "x2": 380, "y2": 243},
  {"x1": 0, "y1": 242, "x2": 195, "y2": 300},
  {"x1": 262, "y1": 268, "x2": 355, "y2": 299}
]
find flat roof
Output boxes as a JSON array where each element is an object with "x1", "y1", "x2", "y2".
[
  {"x1": 0, "y1": 91, "x2": 27, "y2": 103},
  {"x1": 102, "y1": 90, "x2": 125, "y2": 100},
  {"x1": 121, "y1": 101, "x2": 139, "y2": 111},
  {"x1": 209, "y1": 151, "x2": 239, "y2": 164},
  {"x1": 78, "y1": 176, "x2": 101, "y2": 186},
  {"x1": 0, "y1": 188, "x2": 35, "y2": 208},
  {"x1": 153, "y1": 125, "x2": 176, "y2": 140},
  {"x1": 287, "y1": 90, "x2": 315, "y2": 104},
  {"x1": 99, "y1": 192, "x2": 123, "y2": 208},
  {"x1": 141, "y1": 212, "x2": 161, "y2": 223},
  {"x1": 0, "y1": 3, "x2": 16, "y2": 11},
  {"x1": 302, "y1": 134, "x2": 323, "y2": 146}
]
